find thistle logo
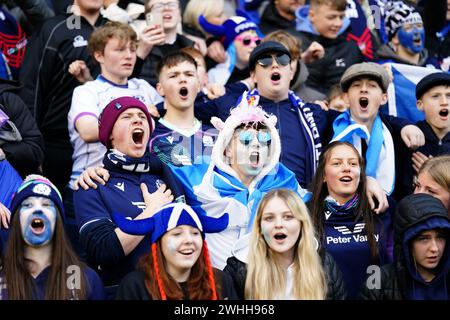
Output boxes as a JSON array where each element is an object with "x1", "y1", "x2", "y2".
[{"x1": 334, "y1": 223, "x2": 365, "y2": 235}]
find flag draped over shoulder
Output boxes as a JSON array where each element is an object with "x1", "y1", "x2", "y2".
[
  {"x1": 169, "y1": 160, "x2": 310, "y2": 269},
  {"x1": 386, "y1": 63, "x2": 442, "y2": 122}
]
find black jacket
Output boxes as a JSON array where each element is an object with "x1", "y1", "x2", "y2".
[
  {"x1": 19, "y1": 13, "x2": 105, "y2": 148},
  {"x1": 401, "y1": 120, "x2": 450, "y2": 197},
  {"x1": 360, "y1": 194, "x2": 450, "y2": 300},
  {"x1": 116, "y1": 268, "x2": 238, "y2": 300},
  {"x1": 298, "y1": 32, "x2": 364, "y2": 95},
  {"x1": 0, "y1": 79, "x2": 44, "y2": 177},
  {"x1": 259, "y1": 1, "x2": 299, "y2": 37},
  {"x1": 223, "y1": 249, "x2": 347, "y2": 300}
]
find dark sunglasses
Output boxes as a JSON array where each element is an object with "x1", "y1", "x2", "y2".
[
  {"x1": 256, "y1": 53, "x2": 291, "y2": 68},
  {"x1": 238, "y1": 131, "x2": 272, "y2": 146}
]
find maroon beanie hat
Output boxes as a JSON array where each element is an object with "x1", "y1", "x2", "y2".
[{"x1": 99, "y1": 96, "x2": 154, "y2": 148}]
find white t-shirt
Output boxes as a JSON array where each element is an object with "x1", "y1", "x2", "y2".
[{"x1": 67, "y1": 76, "x2": 163, "y2": 189}]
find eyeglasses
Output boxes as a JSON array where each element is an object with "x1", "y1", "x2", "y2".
[
  {"x1": 256, "y1": 53, "x2": 291, "y2": 68},
  {"x1": 149, "y1": 1, "x2": 179, "y2": 12},
  {"x1": 235, "y1": 35, "x2": 261, "y2": 46},
  {"x1": 238, "y1": 131, "x2": 271, "y2": 146}
]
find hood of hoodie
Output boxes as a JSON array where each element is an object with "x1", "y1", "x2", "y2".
[
  {"x1": 210, "y1": 92, "x2": 281, "y2": 189},
  {"x1": 376, "y1": 43, "x2": 430, "y2": 66},
  {"x1": 295, "y1": 5, "x2": 350, "y2": 37},
  {"x1": 395, "y1": 194, "x2": 450, "y2": 298},
  {"x1": 290, "y1": 60, "x2": 309, "y2": 91}
]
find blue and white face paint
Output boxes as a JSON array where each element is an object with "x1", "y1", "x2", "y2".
[
  {"x1": 398, "y1": 23, "x2": 425, "y2": 54},
  {"x1": 19, "y1": 197, "x2": 57, "y2": 247}
]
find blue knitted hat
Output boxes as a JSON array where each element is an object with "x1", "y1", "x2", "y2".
[
  {"x1": 112, "y1": 203, "x2": 229, "y2": 243},
  {"x1": 198, "y1": 11, "x2": 260, "y2": 49},
  {"x1": 10, "y1": 175, "x2": 65, "y2": 221}
]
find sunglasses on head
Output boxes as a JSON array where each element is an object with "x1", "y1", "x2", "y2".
[
  {"x1": 235, "y1": 35, "x2": 261, "y2": 46},
  {"x1": 257, "y1": 53, "x2": 291, "y2": 68},
  {"x1": 238, "y1": 130, "x2": 271, "y2": 146}
]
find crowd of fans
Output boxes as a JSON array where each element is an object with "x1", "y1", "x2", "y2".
[{"x1": 0, "y1": 0, "x2": 449, "y2": 300}]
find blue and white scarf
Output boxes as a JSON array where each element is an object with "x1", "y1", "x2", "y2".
[
  {"x1": 104, "y1": 149, "x2": 152, "y2": 173},
  {"x1": 331, "y1": 110, "x2": 395, "y2": 195},
  {"x1": 170, "y1": 159, "x2": 310, "y2": 268},
  {"x1": 247, "y1": 89, "x2": 322, "y2": 177}
]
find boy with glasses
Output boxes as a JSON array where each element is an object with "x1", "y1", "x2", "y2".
[
  {"x1": 134, "y1": 0, "x2": 195, "y2": 87},
  {"x1": 193, "y1": 41, "x2": 424, "y2": 211}
]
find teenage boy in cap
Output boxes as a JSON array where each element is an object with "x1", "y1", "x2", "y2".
[
  {"x1": 412, "y1": 72, "x2": 450, "y2": 172},
  {"x1": 399, "y1": 72, "x2": 450, "y2": 197},
  {"x1": 73, "y1": 96, "x2": 183, "y2": 299},
  {"x1": 333, "y1": 62, "x2": 425, "y2": 200},
  {"x1": 194, "y1": 41, "x2": 422, "y2": 212},
  {"x1": 67, "y1": 21, "x2": 163, "y2": 259}
]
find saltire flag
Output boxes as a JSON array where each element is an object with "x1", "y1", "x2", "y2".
[{"x1": 385, "y1": 63, "x2": 443, "y2": 123}]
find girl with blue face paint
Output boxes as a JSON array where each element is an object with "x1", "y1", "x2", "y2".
[
  {"x1": 0, "y1": 175, "x2": 105, "y2": 300},
  {"x1": 19, "y1": 197, "x2": 56, "y2": 247}
]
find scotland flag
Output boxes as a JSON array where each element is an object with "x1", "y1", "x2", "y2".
[{"x1": 385, "y1": 63, "x2": 442, "y2": 123}]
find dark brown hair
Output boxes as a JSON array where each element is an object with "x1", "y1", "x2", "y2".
[
  {"x1": 3, "y1": 208, "x2": 88, "y2": 299},
  {"x1": 309, "y1": 141, "x2": 380, "y2": 262},
  {"x1": 156, "y1": 51, "x2": 198, "y2": 79}
]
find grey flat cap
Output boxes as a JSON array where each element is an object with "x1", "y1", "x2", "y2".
[{"x1": 340, "y1": 62, "x2": 390, "y2": 92}]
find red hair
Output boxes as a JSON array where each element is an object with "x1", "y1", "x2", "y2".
[{"x1": 141, "y1": 240, "x2": 221, "y2": 300}]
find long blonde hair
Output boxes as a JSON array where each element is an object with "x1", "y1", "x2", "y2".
[{"x1": 245, "y1": 189, "x2": 327, "y2": 300}]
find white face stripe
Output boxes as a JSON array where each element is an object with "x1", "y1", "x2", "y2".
[{"x1": 166, "y1": 204, "x2": 203, "y2": 232}]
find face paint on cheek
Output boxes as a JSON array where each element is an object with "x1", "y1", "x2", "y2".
[
  {"x1": 20, "y1": 206, "x2": 57, "y2": 247},
  {"x1": 166, "y1": 238, "x2": 181, "y2": 253},
  {"x1": 398, "y1": 26, "x2": 425, "y2": 54},
  {"x1": 261, "y1": 224, "x2": 272, "y2": 245}
]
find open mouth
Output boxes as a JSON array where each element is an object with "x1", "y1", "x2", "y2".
[
  {"x1": 31, "y1": 218, "x2": 45, "y2": 234},
  {"x1": 339, "y1": 176, "x2": 353, "y2": 182},
  {"x1": 359, "y1": 97, "x2": 369, "y2": 109},
  {"x1": 274, "y1": 233, "x2": 287, "y2": 241},
  {"x1": 249, "y1": 151, "x2": 260, "y2": 168},
  {"x1": 439, "y1": 109, "x2": 449, "y2": 118},
  {"x1": 180, "y1": 249, "x2": 194, "y2": 256},
  {"x1": 179, "y1": 87, "x2": 189, "y2": 98},
  {"x1": 132, "y1": 128, "x2": 144, "y2": 145},
  {"x1": 271, "y1": 72, "x2": 281, "y2": 82},
  {"x1": 413, "y1": 37, "x2": 422, "y2": 46}
]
